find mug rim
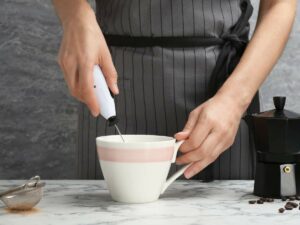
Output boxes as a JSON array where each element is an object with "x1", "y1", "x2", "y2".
[{"x1": 96, "y1": 134, "x2": 175, "y2": 144}]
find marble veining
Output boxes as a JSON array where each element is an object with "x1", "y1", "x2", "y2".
[{"x1": 0, "y1": 180, "x2": 299, "y2": 225}]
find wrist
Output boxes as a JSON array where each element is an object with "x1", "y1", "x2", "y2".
[
  {"x1": 215, "y1": 82, "x2": 254, "y2": 116},
  {"x1": 53, "y1": 0, "x2": 95, "y2": 29}
]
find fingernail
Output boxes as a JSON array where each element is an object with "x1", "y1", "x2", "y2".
[
  {"x1": 113, "y1": 83, "x2": 119, "y2": 94},
  {"x1": 175, "y1": 131, "x2": 185, "y2": 136},
  {"x1": 91, "y1": 110, "x2": 99, "y2": 117},
  {"x1": 185, "y1": 171, "x2": 194, "y2": 179}
]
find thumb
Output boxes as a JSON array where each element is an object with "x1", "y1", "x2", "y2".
[
  {"x1": 174, "y1": 130, "x2": 190, "y2": 141},
  {"x1": 175, "y1": 107, "x2": 201, "y2": 140},
  {"x1": 100, "y1": 49, "x2": 119, "y2": 95}
]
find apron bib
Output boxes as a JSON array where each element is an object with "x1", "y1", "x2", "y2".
[{"x1": 78, "y1": 0, "x2": 259, "y2": 180}]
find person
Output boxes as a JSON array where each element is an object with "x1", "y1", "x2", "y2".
[{"x1": 52, "y1": 0, "x2": 296, "y2": 180}]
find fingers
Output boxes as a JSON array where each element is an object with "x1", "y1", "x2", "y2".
[
  {"x1": 182, "y1": 139, "x2": 223, "y2": 179},
  {"x1": 174, "y1": 130, "x2": 189, "y2": 141},
  {"x1": 179, "y1": 114, "x2": 212, "y2": 153},
  {"x1": 176, "y1": 131, "x2": 220, "y2": 165},
  {"x1": 78, "y1": 63, "x2": 100, "y2": 116},
  {"x1": 59, "y1": 56, "x2": 78, "y2": 98},
  {"x1": 58, "y1": 54, "x2": 85, "y2": 104},
  {"x1": 100, "y1": 47, "x2": 119, "y2": 95},
  {"x1": 57, "y1": 18, "x2": 118, "y2": 117},
  {"x1": 183, "y1": 159, "x2": 211, "y2": 179},
  {"x1": 59, "y1": 56, "x2": 99, "y2": 116}
]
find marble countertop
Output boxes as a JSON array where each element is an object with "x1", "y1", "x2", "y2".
[{"x1": 0, "y1": 180, "x2": 299, "y2": 225}]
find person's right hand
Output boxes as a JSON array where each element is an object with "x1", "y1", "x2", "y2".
[{"x1": 57, "y1": 3, "x2": 118, "y2": 117}]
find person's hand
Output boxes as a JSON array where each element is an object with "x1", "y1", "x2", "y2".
[
  {"x1": 57, "y1": 3, "x2": 118, "y2": 116},
  {"x1": 175, "y1": 94, "x2": 245, "y2": 179}
]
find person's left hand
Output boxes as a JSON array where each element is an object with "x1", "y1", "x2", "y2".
[{"x1": 175, "y1": 93, "x2": 245, "y2": 179}]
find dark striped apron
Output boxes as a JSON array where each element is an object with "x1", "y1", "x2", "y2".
[{"x1": 77, "y1": 0, "x2": 260, "y2": 180}]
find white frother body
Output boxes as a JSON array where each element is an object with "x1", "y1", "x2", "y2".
[{"x1": 93, "y1": 65, "x2": 116, "y2": 120}]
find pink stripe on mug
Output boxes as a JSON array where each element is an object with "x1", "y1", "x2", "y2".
[{"x1": 97, "y1": 146, "x2": 174, "y2": 163}]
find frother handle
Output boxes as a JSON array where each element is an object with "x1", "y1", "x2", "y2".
[
  {"x1": 161, "y1": 140, "x2": 192, "y2": 194},
  {"x1": 93, "y1": 65, "x2": 116, "y2": 120}
]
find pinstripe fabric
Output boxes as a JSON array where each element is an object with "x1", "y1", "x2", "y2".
[{"x1": 77, "y1": 0, "x2": 258, "y2": 179}]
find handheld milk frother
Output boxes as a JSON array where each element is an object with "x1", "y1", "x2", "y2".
[{"x1": 93, "y1": 65, "x2": 125, "y2": 142}]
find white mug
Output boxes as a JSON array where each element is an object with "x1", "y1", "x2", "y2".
[{"x1": 96, "y1": 135, "x2": 191, "y2": 203}]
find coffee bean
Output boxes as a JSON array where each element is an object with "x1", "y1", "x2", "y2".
[
  {"x1": 260, "y1": 197, "x2": 267, "y2": 202},
  {"x1": 286, "y1": 201, "x2": 298, "y2": 208},
  {"x1": 284, "y1": 204, "x2": 294, "y2": 210},
  {"x1": 289, "y1": 196, "x2": 296, "y2": 201},
  {"x1": 247, "y1": 196, "x2": 300, "y2": 213},
  {"x1": 257, "y1": 199, "x2": 264, "y2": 204},
  {"x1": 278, "y1": 208, "x2": 285, "y2": 213}
]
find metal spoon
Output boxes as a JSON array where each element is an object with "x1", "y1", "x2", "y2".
[{"x1": 0, "y1": 176, "x2": 45, "y2": 210}]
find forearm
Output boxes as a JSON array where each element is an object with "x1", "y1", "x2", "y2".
[
  {"x1": 52, "y1": 0, "x2": 94, "y2": 27},
  {"x1": 217, "y1": 0, "x2": 297, "y2": 113}
]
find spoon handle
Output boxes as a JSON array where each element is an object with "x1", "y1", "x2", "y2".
[{"x1": 0, "y1": 176, "x2": 41, "y2": 197}]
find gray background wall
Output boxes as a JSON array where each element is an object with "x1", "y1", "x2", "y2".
[{"x1": 0, "y1": 0, "x2": 299, "y2": 179}]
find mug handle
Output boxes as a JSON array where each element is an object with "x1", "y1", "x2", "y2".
[{"x1": 161, "y1": 140, "x2": 192, "y2": 194}]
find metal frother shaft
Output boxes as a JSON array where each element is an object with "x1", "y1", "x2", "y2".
[{"x1": 114, "y1": 124, "x2": 125, "y2": 142}]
